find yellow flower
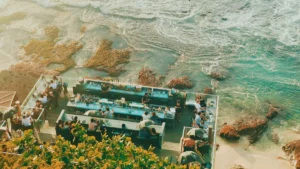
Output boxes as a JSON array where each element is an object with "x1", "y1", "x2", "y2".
[{"x1": 78, "y1": 156, "x2": 85, "y2": 162}]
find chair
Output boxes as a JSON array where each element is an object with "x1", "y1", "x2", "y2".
[
  {"x1": 112, "y1": 129, "x2": 121, "y2": 136},
  {"x1": 122, "y1": 129, "x2": 132, "y2": 137}
]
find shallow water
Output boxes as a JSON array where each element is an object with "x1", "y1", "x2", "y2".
[{"x1": 0, "y1": 0, "x2": 300, "y2": 155}]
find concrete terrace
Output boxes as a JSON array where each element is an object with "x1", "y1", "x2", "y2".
[{"x1": 20, "y1": 75, "x2": 219, "y2": 165}]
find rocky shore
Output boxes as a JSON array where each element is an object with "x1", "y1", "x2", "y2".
[
  {"x1": 84, "y1": 39, "x2": 131, "y2": 76},
  {"x1": 282, "y1": 140, "x2": 300, "y2": 169},
  {"x1": 166, "y1": 76, "x2": 193, "y2": 89},
  {"x1": 138, "y1": 67, "x2": 164, "y2": 87}
]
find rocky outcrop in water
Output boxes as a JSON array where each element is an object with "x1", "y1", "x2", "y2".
[
  {"x1": 13, "y1": 26, "x2": 82, "y2": 75},
  {"x1": 204, "y1": 87, "x2": 214, "y2": 94},
  {"x1": 234, "y1": 117, "x2": 268, "y2": 144},
  {"x1": 267, "y1": 132, "x2": 279, "y2": 144},
  {"x1": 220, "y1": 116, "x2": 268, "y2": 144},
  {"x1": 282, "y1": 140, "x2": 300, "y2": 169},
  {"x1": 209, "y1": 71, "x2": 227, "y2": 80},
  {"x1": 266, "y1": 105, "x2": 279, "y2": 120},
  {"x1": 166, "y1": 76, "x2": 193, "y2": 89},
  {"x1": 84, "y1": 39, "x2": 131, "y2": 76},
  {"x1": 138, "y1": 68, "x2": 164, "y2": 87},
  {"x1": 219, "y1": 124, "x2": 240, "y2": 140}
]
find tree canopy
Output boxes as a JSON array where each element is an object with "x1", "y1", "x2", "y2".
[{"x1": 0, "y1": 124, "x2": 194, "y2": 169}]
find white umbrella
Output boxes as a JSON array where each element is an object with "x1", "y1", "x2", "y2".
[
  {"x1": 187, "y1": 128, "x2": 206, "y2": 137},
  {"x1": 138, "y1": 119, "x2": 154, "y2": 129},
  {"x1": 177, "y1": 151, "x2": 205, "y2": 165}
]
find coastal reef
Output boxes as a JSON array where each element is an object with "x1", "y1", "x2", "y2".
[
  {"x1": 219, "y1": 124, "x2": 240, "y2": 140},
  {"x1": 219, "y1": 116, "x2": 268, "y2": 144},
  {"x1": 138, "y1": 68, "x2": 164, "y2": 87},
  {"x1": 204, "y1": 87, "x2": 214, "y2": 94},
  {"x1": 84, "y1": 39, "x2": 131, "y2": 76},
  {"x1": 11, "y1": 26, "x2": 83, "y2": 75},
  {"x1": 166, "y1": 76, "x2": 193, "y2": 89},
  {"x1": 234, "y1": 117, "x2": 268, "y2": 144},
  {"x1": 266, "y1": 105, "x2": 279, "y2": 120},
  {"x1": 266, "y1": 132, "x2": 279, "y2": 144},
  {"x1": 209, "y1": 71, "x2": 227, "y2": 81},
  {"x1": 282, "y1": 140, "x2": 300, "y2": 169},
  {"x1": 0, "y1": 70, "x2": 39, "y2": 102},
  {"x1": 80, "y1": 25, "x2": 87, "y2": 34}
]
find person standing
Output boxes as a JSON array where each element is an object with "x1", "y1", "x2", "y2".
[
  {"x1": 142, "y1": 93, "x2": 150, "y2": 104},
  {"x1": 194, "y1": 99, "x2": 201, "y2": 113},
  {"x1": 195, "y1": 112, "x2": 201, "y2": 127},
  {"x1": 175, "y1": 100, "x2": 182, "y2": 121}
]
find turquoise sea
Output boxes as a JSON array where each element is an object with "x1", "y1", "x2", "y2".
[{"x1": 0, "y1": 0, "x2": 299, "y2": 149}]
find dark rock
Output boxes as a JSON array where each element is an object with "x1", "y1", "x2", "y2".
[{"x1": 266, "y1": 106, "x2": 279, "y2": 120}]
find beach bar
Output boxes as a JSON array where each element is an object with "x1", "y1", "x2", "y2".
[{"x1": 5, "y1": 74, "x2": 219, "y2": 168}]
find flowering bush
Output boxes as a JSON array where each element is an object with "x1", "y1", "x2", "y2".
[{"x1": 0, "y1": 125, "x2": 199, "y2": 169}]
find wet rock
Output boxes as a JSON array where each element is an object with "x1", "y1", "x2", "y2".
[
  {"x1": 267, "y1": 132, "x2": 279, "y2": 144},
  {"x1": 138, "y1": 68, "x2": 164, "y2": 87},
  {"x1": 84, "y1": 39, "x2": 131, "y2": 76},
  {"x1": 17, "y1": 26, "x2": 83, "y2": 75},
  {"x1": 219, "y1": 124, "x2": 240, "y2": 140},
  {"x1": 166, "y1": 76, "x2": 193, "y2": 89},
  {"x1": 282, "y1": 140, "x2": 300, "y2": 169},
  {"x1": 266, "y1": 105, "x2": 279, "y2": 120},
  {"x1": 209, "y1": 71, "x2": 227, "y2": 80},
  {"x1": 204, "y1": 87, "x2": 214, "y2": 94},
  {"x1": 230, "y1": 164, "x2": 245, "y2": 169},
  {"x1": 234, "y1": 116, "x2": 268, "y2": 143}
]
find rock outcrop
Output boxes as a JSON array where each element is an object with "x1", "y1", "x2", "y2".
[
  {"x1": 84, "y1": 39, "x2": 131, "y2": 76},
  {"x1": 282, "y1": 140, "x2": 300, "y2": 169},
  {"x1": 14, "y1": 26, "x2": 83, "y2": 75},
  {"x1": 267, "y1": 132, "x2": 279, "y2": 144},
  {"x1": 266, "y1": 105, "x2": 279, "y2": 120},
  {"x1": 204, "y1": 87, "x2": 214, "y2": 94},
  {"x1": 166, "y1": 76, "x2": 193, "y2": 89},
  {"x1": 219, "y1": 124, "x2": 240, "y2": 140},
  {"x1": 234, "y1": 117, "x2": 268, "y2": 144},
  {"x1": 138, "y1": 68, "x2": 164, "y2": 87},
  {"x1": 209, "y1": 71, "x2": 227, "y2": 80}
]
